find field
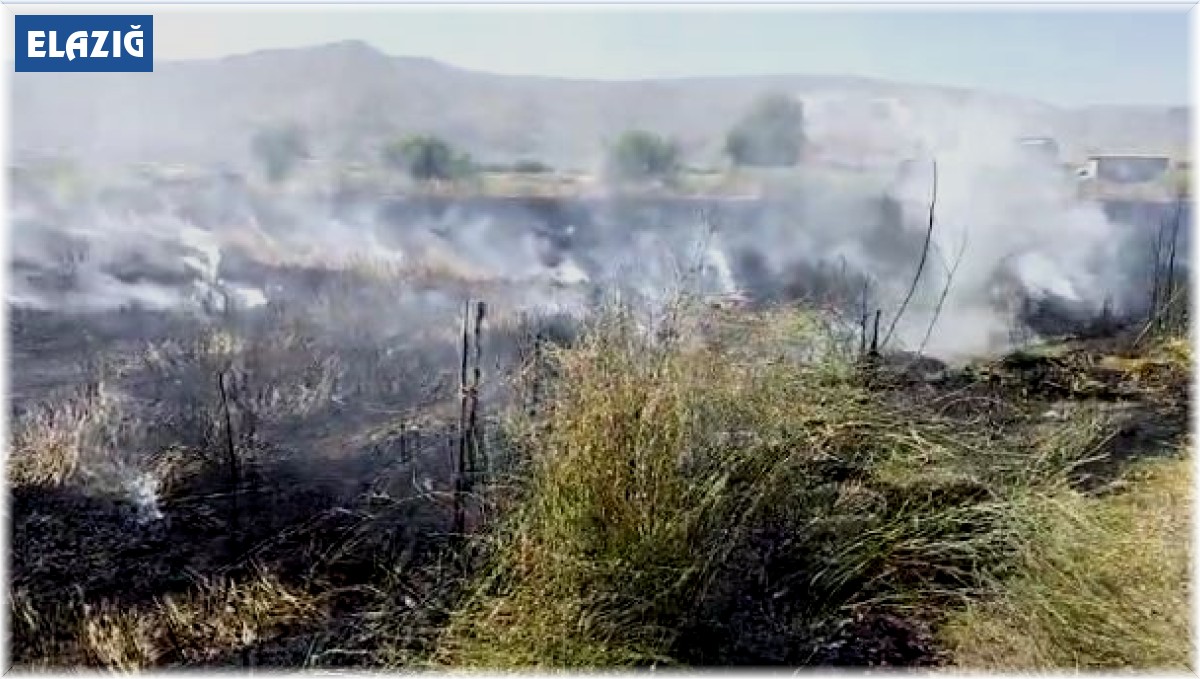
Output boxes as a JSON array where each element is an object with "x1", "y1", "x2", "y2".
[
  {"x1": 7, "y1": 16, "x2": 1195, "y2": 670},
  {"x1": 8, "y1": 255, "x2": 1192, "y2": 668},
  {"x1": 7, "y1": 136, "x2": 1195, "y2": 669}
]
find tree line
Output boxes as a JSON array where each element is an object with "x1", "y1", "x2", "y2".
[{"x1": 248, "y1": 92, "x2": 806, "y2": 185}]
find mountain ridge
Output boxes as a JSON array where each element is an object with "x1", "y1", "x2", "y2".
[{"x1": 12, "y1": 39, "x2": 1189, "y2": 169}]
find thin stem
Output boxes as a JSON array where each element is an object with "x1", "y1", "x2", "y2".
[
  {"x1": 916, "y1": 230, "x2": 968, "y2": 359},
  {"x1": 882, "y1": 159, "x2": 938, "y2": 350}
]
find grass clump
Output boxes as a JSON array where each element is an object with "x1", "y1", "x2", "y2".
[
  {"x1": 435, "y1": 307, "x2": 1066, "y2": 667},
  {"x1": 943, "y1": 453, "x2": 1192, "y2": 670},
  {"x1": 432, "y1": 304, "x2": 1190, "y2": 668},
  {"x1": 81, "y1": 570, "x2": 321, "y2": 669},
  {"x1": 10, "y1": 569, "x2": 320, "y2": 670},
  {"x1": 9, "y1": 381, "x2": 118, "y2": 487}
]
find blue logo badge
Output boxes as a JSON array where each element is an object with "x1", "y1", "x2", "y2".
[{"x1": 15, "y1": 15, "x2": 153, "y2": 72}]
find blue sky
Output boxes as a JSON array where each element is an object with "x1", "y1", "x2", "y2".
[{"x1": 29, "y1": 6, "x2": 1193, "y2": 106}]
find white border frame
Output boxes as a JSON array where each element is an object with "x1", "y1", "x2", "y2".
[{"x1": 0, "y1": 3, "x2": 1195, "y2": 677}]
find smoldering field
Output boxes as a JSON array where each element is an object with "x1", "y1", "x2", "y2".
[
  {"x1": 8, "y1": 127, "x2": 1184, "y2": 539},
  {"x1": 8, "y1": 91, "x2": 1193, "y2": 668}
]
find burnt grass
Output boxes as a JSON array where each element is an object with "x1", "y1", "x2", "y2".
[
  {"x1": 9, "y1": 292, "x2": 485, "y2": 667},
  {"x1": 7, "y1": 302, "x2": 1191, "y2": 669}
]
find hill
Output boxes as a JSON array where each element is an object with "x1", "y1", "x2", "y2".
[{"x1": 11, "y1": 40, "x2": 1189, "y2": 171}]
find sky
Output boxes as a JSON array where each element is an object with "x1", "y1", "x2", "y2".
[{"x1": 9, "y1": 5, "x2": 1193, "y2": 106}]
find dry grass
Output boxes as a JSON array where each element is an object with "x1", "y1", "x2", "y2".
[
  {"x1": 435, "y1": 309, "x2": 835, "y2": 665},
  {"x1": 9, "y1": 381, "x2": 119, "y2": 487},
  {"x1": 83, "y1": 570, "x2": 319, "y2": 670},
  {"x1": 424, "y1": 305, "x2": 1192, "y2": 669},
  {"x1": 11, "y1": 570, "x2": 320, "y2": 670},
  {"x1": 10, "y1": 300, "x2": 1190, "y2": 670},
  {"x1": 218, "y1": 226, "x2": 497, "y2": 289},
  {"x1": 943, "y1": 453, "x2": 1192, "y2": 670},
  {"x1": 430, "y1": 308, "x2": 1056, "y2": 666}
]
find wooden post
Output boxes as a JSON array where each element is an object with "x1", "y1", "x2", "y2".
[
  {"x1": 859, "y1": 283, "x2": 869, "y2": 358},
  {"x1": 870, "y1": 309, "x2": 882, "y2": 357},
  {"x1": 530, "y1": 329, "x2": 544, "y2": 420},
  {"x1": 468, "y1": 301, "x2": 487, "y2": 480},
  {"x1": 217, "y1": 371, "x2": 239, "y2": 549},
  {"x1": 454, "y1": 300, "x2": 471, "y2": 537}
]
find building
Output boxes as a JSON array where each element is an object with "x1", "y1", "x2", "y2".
[{"x1": 1077, "y1": 154, "x2": 1178, "y2": 203}]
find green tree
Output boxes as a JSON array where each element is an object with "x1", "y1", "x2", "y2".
[
  {"x1": 382, "y1": 135, "x2": 473, "y2": 182},
  {"x1": 250, "y1": 125, "x2": 310, "y2": 183},
  {"x1": 726, "y1": 94, "x2": 805, "y2": 167},
  {"x1": 607, "y1": 130, "x2": 680, "y2": 183}
]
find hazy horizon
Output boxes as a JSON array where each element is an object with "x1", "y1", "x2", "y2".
[{"x1": 7, "y1": 6, "x2": 1192, "y2": 108}]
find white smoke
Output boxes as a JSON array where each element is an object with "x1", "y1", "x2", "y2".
[
  {"x1": 125, "y1": 471, "x2": 164, "y2": 524},
  {"x1": 702, "y1": 242, "x2": 737, "y2": 297},
  {"x1": 9, "y1": 92, "x2": 1160, "y2": 360},
  {"x1": 790, "y1": 93, "x2": 1140, "y2": 358}
]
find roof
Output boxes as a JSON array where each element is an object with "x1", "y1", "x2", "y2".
[{"x1": 1087, "y1": 153, "x2": 1174, "y2": 161}]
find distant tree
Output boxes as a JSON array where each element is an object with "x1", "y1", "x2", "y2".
[
  {"x1": 250, "y1": 124, "x2": 310, "y2": 183},
  {"x1": 382, "y1": 135, "x2": 473, "y2": 182},
  {"x1": 607, "y1": 130, "x2": 680, "y2": 183},
  {"x1": 726, "y1": 94, "x2": 806, "y2": 167},
  {"x1": 512, "y1": 159, "x2": 552, "y2": 174},
  {"x1": 476, "y1": 159, "x2": 553, "y2": 174}
]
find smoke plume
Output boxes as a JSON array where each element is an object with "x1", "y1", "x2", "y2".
[{"x1": 10, "y1": 93, "x2": 1179, "y2": 361}]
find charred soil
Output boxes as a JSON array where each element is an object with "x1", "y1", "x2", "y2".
[{"x1": 7, "y1": 305, "x2": 1192, "y2": 670}]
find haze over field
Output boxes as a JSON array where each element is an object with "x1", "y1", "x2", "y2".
[
  {"x1": 10, "y1": 28, "x2": 1193, "y2": 363},
  {"x1": 11, "y1": 39, "x2": 1189, "y2": 169}
]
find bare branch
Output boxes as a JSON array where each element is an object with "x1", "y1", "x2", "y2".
[
  {"x1": 916, "y1": 229, "x2": 969, "y2": 359},
  {"x1": 1162, "y1": 191, "x2": 1185, "y2": 332},
  {"x1": 882, "y1": 159, "x2": 938, "y2": 350}
]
